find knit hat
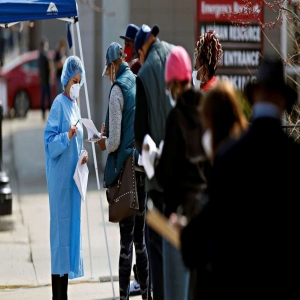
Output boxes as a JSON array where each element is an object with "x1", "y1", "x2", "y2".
[{"x1": 165, "y1": 46, "x2": 192, "y2": 83}]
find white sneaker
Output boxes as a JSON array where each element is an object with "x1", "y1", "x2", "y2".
[{"x1": 129, "y1": 279, "x2": 141, "y2": 295}]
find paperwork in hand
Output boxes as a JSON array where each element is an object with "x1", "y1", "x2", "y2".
[
  {"x1": 73, "y1": 150, "x2": 89, "y2": 201},
  {"x1": 79, "y1": 118, "x2": 102, "y2": 142},
  {"x1": 140, "y1": 134, "x2": 159, "y2": 179}
]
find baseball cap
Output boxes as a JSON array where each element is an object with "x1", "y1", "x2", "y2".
[
  {"x1": 134, "y1": 24, "x2": 160, "y2": 56},
  {"x1": 120, "y1": 24, "x2": 140, "y2": 41},
  {"x1": 165, "y1": 46, "x2": 192, "y2": 83},
  {"x1": 102, "y1": 42, "x2": 124, "y2": 76}
]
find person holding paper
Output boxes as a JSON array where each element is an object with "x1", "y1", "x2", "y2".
[
  {"x1": 141, "y1": 46, "x2": 209, "y2": 300},
  {"x1": 98, "y1": 42, "x2": 150, "y2": 300},
  {"x1": 44, "y1": 55, "x2": 88, "y2": 300}
]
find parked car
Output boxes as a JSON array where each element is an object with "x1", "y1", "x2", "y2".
[{"x1": 0, "y1": 50, "x2": 56, "y2": 118}]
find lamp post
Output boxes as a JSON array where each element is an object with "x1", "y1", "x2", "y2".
[{"x1": 0, "y1": 100, "x2": 12, "y2": 215}]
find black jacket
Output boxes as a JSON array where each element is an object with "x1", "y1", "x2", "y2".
[
  {"x1": 181, "y1": 116, "x2": 300, "y2": 299},
  {"x1": 154, "y1": 88, "x2": 209, "y2": 219}
]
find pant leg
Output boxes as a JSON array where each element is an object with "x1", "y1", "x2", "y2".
[
  {"x1": 46, "y1": 83, "x2": 52, "y2": 109},
  {"x1": 51, "y1": 274, "x2": 60, "y2": 300},
  {"x1": 56, "y1": 77, "x2": 63, "y2": 95},
  {"x1": 133, "y1": 172, "x2": 149, "y2": 299},
  {"x1": 51, "y1": 273, "x2": 68, "y2": 300},
  {"x1": 163, "y1": 238, "x2": 190, "y2": 300},
  {"x1": 119, "y1": 211, "x2": 135, "y2": 300},
  {"x1": 60, "y1": 273, "x2": 68, "y2": 300},
  {"x1": 147, "y1": 190, "x2": 164, "y2": 300},
  {"x1": 41, "y1": 85, "x2": 46, "y2": 115},
  {"x1": 145, "y1": 222, "x2": 153, "y2": 298}
]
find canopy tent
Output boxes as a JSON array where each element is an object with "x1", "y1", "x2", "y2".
[
  {"x1": 0, "y1": 0, "x2": 78, "y2": 27},
  {"x1": 0, "y1": 1, "x2": 115, "y2": 297}
]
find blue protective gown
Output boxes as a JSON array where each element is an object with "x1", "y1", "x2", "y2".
[{"x1": 44, "y1": 93, "x2": 85, "y2": 279}]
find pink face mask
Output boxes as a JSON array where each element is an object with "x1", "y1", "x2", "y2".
[{"x1": 124, "y1": 45, "x2": 133, "y2": 62}]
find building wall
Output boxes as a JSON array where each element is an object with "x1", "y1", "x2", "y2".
[{"x1": 130, "y1": 0, "x2": 196, "y2": 60}]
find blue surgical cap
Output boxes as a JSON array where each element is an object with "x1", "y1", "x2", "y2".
[{"x1": 61, "y1": 55, "x2": 86, "y2": 89}]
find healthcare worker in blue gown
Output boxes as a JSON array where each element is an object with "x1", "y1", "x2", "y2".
[{"x1": 44, "y1": 55, "x2": 88, "y2": 300}]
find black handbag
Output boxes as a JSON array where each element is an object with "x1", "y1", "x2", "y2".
[{"x1": 106, "y1": 150, "x2": 139, "y2": 223}]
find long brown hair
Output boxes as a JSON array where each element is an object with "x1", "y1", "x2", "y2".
[{"x1": 201, "y1": 80, "x2": 248, "y2": 157}]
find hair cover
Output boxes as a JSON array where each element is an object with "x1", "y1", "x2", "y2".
[
  {"x1": 165, "y1": 46, "x2": 192, "y2": 83},
  {"x1": 61, "y1": 55, "x2": 85, "y2": 89}
]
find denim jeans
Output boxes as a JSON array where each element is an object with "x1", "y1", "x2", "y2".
[{"x1": 163, "y1": 237, "x2": 190, "y2": 300}]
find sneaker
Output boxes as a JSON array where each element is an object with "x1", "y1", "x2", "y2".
[{"x1": 129, "y1": 279, "x2": 141, "y2": 296}]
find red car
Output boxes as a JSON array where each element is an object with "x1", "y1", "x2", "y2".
[{"x1": 0, "y1": 50, "x2": 56, "y2": 118}]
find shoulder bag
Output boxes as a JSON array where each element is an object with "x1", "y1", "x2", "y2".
[{"x1": 106, "y1": 150, "x2": 139, "y2": 223}]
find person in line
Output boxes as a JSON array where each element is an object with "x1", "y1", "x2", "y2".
[
  {"x1": 200, "y1": 79, "x2": 249, "y2": 162},
  {"x1": 134, "y1": 24, "x2": 174, "y2": 300},
  {"x1": 44, "y1": 55, "x2": 88, "y2": 300},
  {"x1": 97, "y1": 42, "x2": 149, "y2": 300},
  {"x1": 183, "y1": 57, "x2": 300, "y2": 299},
  {"x1": 54, "y1": 37, "x2": 67, "y2": 95},
  {"x1": 147, "y1": 45, "x2": 208, "y2": 300},
  {"x1": 120, "y1": 23, "x2": 148, "y2": 297},
  {"x1": 38, "y1": 38, "x2": 52, "y2": 120},
  {"x1": 120, "y1": 23, "x2": 141, "y2": 75},
  {"x1": 192, "y1": 30, "x2": 223, "y2": 91},
  {"x1": 177, "y1": 79, "x2": 248, "y2": 299}
]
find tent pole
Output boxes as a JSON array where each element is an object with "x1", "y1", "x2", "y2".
[
  {"x1": 75, "y1": 21, "x2": 115, "y2": 298},
  {"x1": 69, "y1": 19, "x2": 95, "y2": 281}
]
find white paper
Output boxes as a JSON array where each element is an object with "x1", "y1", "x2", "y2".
[
  {"x1": 141, "y1": 134, "x2": 160, "y2": 179},
  {"x1": 73, "y1": 150, "x2": 89, "y2": 201},
  {"x1": 79, "y1": 118, "x2": 102, "y2": 141}
]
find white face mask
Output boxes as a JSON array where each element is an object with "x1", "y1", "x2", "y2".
[
  {"x1": 168, "y1": 90, "x2": 176, "y2": 108},
  {"x1": 202, "y1": 130, "x2": 213, "y2": 159},
  {"x1": 70, "y1": 83, "x2": 80, "y2": 101},
  {"x1": 192, "y1": 71, "x2": 201, "y2": 89},
  {"x1": 192, "y1": 66, "x2": 204, "y2": 89}
]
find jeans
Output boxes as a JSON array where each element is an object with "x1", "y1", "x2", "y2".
[
  {"x1": 56, "y1": 77, "x2": 63, "y2": 95},
  {"x1": 163, "y1": 238, "x2": 190, "y2": 300},
  {"x1": 147, "y1": 190, "x2": 164, "y2": 300},
  {"x1": 41, "y1": 83, "x2": 52, "y2": 117}
]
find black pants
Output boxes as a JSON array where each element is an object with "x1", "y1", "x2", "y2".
[
  {"x1": 51, "y1": 273, "x2": 68, "y2": 300},
  {"x1": 147, "y1": 190, "x2": 164, "y2": 300},
  {"x1": 119, "y1": 171, "x2": 149, "y2": 300}
]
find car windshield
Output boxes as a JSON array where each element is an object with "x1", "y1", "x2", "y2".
[{"x1": 22, "y1": 59, "x2": 38, "y2": 71}]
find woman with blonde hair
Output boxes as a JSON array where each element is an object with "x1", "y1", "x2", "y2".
[
  {"x1": 200, "y1": 79, "x2": 248, "y2": 160},
  {"x1": 179, "y1": 79, "x2": 248, "y2": 300}
]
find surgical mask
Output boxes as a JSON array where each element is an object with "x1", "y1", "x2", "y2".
[
  {"x1": 168, "y1": 91, "x2": 176, "y2": 108},
  {"x1": 70, "y1": 83, "x2": 80, "y2": 101},
  {"x1": 202, "y1": 130, "x2": 213, "y2": 159},
  {"x1": 124, "y1": 45, "x2": 133, "y2": 62},
  {"x1": 192, "y1": 66, "x2": 204, "y2": 89}
]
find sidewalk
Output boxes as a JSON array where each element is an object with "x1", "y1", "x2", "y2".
[{"x1": 0, "y1": 111, "x2": 139, "y2": 299}]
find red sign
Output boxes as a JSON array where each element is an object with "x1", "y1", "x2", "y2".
[{"x1": 198, "y1": 0, "x2": 263, "y2": 22}]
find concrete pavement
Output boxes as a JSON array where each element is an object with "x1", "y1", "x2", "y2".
[{"x1": 0, "y1": 110, "x2": 139, "y2": 299}]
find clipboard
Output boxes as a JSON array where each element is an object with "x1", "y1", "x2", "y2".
[{"x1": 85, "y1": 134, "x2": 102, "y2": 143}]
